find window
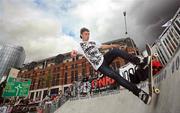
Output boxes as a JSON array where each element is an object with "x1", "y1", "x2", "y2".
[
  {"x1": 89, "y1": 67, "x2": 94, "y2": 77},
  {"x1": 82, "y1": 62, "x2": 85, "y2": 67},
  {"x1": 76, "y1": 56, "x2": 79, "y2": 60},
  {"x1": 65, "y1": 66, "x2": 68, "y2": 70},
  {"x1": 57, "y1": 67, "x2": 60, "y2": 71},
  {"x1": 73, "y1": 58, "x2": 75, "y2": 61},
  {"x1": 32, "y1": 78, "x2": 36, "y2": 90},
  {"x1": 53, "y1": 68, "x2": 56, "y2": 72},
  {"x1": 56, "y1": 79, "x2": 59, "y2": 85},
  {"x1": 43, "y1": 90, "x2": 48, "y2": 99},
  {"x1": 57, "y1": 74, "x2": 60, "y2": 79},
  {"x1": 37, "y1": 79, "x2": 41, "y2": 89},
  {"x1": 35, "y1": 92, "x2": 39, "y2": 98},
  {"x1": 75, "y1": 70, "x2": 78, "y2": 81},
  {"x1": 75, "y1": 64, "x2": 78, "y2": 68},
  {"x1": 50, "y1": 88, "x2": 59, "y2": 95},
  {"x1": 30, "y1": 92, "x2": 34, "y2": 99},
  {"x1": 71, "y1": 64, "x2": 74, "y2": 69},
  {"x1": 82, "y1": 68, "x2": 86, "y2": 77},
  {"x1": 71, "y1": 71, "x2": 74, "y2": 82},
  {"x1": 42, "y1": 71, "x2": 45, "y2": 75},
  {"x1": 50, "y1": 74, "x2": 59, "y2": 86},
  {"x1": 64, "y1": 72, "x2": 67, "y2": 84},
  {"x1": 37, "y1": 77, "x2": 44, "y2": 89},
  {"x1": 51, "y1": 75, "x2": 56, "y2": 86}
]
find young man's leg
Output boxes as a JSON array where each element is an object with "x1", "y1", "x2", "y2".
[
  {"x1": 101, "y1": 49, "x2": 151, "y2": 104},
  {"x1": 98, "y1": 61, "x2": 151, "y2": 104},
  {"x1": 104, "y1": 48, "x2": 149, "y2": 82},
  {"x1": 104, "y1": 48, "x2": 150, "y2": 69},
  {"x1": 98, "y1": 62, "x2": 140, "y2": 96}
]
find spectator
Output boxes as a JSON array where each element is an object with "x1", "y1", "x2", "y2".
[{"x1": 152, "y1": 55, "x2": 163, "y2": 75}]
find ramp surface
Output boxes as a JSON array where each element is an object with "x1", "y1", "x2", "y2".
[{"x1": 55, "y1": 48, "x2": 180, "y2": 113}]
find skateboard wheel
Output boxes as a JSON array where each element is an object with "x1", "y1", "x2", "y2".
[{"x1": 154, "y1": 88, "x2": 160, "y2": 94}]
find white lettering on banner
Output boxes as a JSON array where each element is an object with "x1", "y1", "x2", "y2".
[{"x1": 119, "y1": 63, "x2": 138, "y2": 81}]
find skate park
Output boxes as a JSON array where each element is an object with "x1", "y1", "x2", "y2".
[
  {"x1": 55, "y1": 8, "x2": 180, "y2": 113},
  {"x1": 0, "y1": 1, "x2": 179, "y2": 113}
]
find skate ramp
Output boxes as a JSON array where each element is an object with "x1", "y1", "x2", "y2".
[{"x1": 55, "y1": 48, "x2": 180, "y2": 113}]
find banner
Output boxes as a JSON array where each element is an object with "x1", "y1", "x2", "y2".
[
  {"x1": 119, "y1": 62, "x2": 138, "y2": 81},
  {"x1": 77, "y1": 76, "x2": 118, "y2": 95},
  {"x1": 2, "y1": 77, "x2": 31, "y2": 97}
]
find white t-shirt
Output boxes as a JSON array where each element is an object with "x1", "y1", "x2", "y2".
[{"x1": 75, "y1": 40, "x2": 104, "y2": 70}]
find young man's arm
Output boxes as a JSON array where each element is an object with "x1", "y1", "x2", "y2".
[
  {"x1": 99, "y1": 44, "x2": 120, "y2": 49},
  {"x1": 71, "y1": 42, "x2": 84, "y2": 58},
  {"x1": 71, "y1": 48, "x2": 84, "y2": 57},
  {"x1": 71, "y1": 50, "x2": 78, "y2": 58}
]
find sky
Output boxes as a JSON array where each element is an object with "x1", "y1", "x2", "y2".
[{"x1": 0, "y1": 0, "x2": 179, "y2": 63}]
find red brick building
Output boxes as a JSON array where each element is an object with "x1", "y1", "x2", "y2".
[{"x1": 18, "y1": 38, "x2": 139, "y2": 101}]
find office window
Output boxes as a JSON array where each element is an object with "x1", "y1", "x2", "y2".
[
  {"x1": 75, "y1": 64, "x2": 78, "y2": 68},
  {"x1": 65, "y1": 66, "x2": 68, "y2": 70},
  {"x1": 82, "y1": 68, "x2": 86, "y2": 77},
  {"x1": 75, "y1": 70, "x2": 78, "y2": 81},
  {"x1": 71, "y1": 71, "x2": 74, "y2": 82},
  {"x1": 71, "y1": 64, "x2": 74, "y2": 69},
  {"x1": 64, "y1": 72, "x2": 67, "y2": 84}
]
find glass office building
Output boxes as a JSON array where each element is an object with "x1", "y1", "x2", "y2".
[{"x1": 0, "y1": 44, "x2": 26, "y2": 79}]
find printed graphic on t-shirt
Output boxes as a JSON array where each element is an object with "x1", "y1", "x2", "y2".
[{"x1": 80, "y1": 41, "x2": 103, "y2": 66}]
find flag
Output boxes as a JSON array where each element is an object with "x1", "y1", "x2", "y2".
[{"x1": 162, "y1": 19, "x2": 172, "y2": 27}]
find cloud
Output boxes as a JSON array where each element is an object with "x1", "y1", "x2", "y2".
[
  {"x1": 70, "y1": 0, "x2": 179, "y2": 49},
  {"x1": 0, "y1": 0, "x2": 77, "y2": 63},
  {"x1": 127, "y1": 0, "x2": 180, "y2": 48},
  {"x1": 0, "y1": 0, "x2": 179, "y2": 63},
  {"x1": 71, "y1": 0, "x2": 131, "y2": 41}
]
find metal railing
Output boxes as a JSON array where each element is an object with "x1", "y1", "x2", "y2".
[{"x1": 153, "y1": 8, "x2": 180, "y2": 66}]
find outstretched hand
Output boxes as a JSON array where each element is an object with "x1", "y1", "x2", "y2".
[{"x1": 71, "y1": 50, "x2": 77, "y2": 58}]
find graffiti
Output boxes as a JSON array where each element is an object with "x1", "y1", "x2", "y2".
[
  {"x1": 78, "y1": 76, "x2": 117, "y2": 95},
  {"x1": 91, "y1": 76, "x2": 115, "y2": 89}
]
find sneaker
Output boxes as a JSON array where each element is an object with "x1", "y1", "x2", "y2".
[
  {"x1": 139, "y1": 56, "x2": 151, "y2": 69},
  {"x1": 138, "y1": 90, "x2": 152, "y2": 104}
]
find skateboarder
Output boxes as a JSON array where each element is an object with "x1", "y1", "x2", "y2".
[{"x1": 71, "y1": 27, "x2": 151, "y2": 104}]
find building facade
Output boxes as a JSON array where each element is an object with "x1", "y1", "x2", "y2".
[
  {"x1": 0, "y1": 44, "x2": 26, "y2": 79},
  {"x1": 18, "y1": 38, "x2": 139, "y2": 101}
]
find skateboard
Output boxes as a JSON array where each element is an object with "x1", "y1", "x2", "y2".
[{"x1": 146, "y1": 44, "x2": 160, "y2": 96}]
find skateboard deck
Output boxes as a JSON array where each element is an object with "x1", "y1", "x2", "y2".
[{"x1": 146, "y1": 44, "x2": 160, "y2": 96}]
